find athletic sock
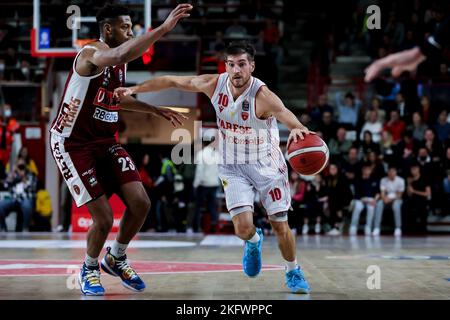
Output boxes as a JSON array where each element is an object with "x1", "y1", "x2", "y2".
[
  {"x1": 85, "y1": 254, "x2": 99, "y2": 268},
  {"x1": 247, "y1": 231, "x2": 261, "y2": 244},
  {"x1": 285, "y1": 259, "x2": 298, "y2": 272},
  {"x1": 110, "y1": 240, "x2": 128, "y2": 258}
]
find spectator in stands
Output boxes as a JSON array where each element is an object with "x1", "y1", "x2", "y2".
[
  {"x1": 0, "y1": 159, "x2": 37, "y2": 232},
  {"x1": 423, "y1": 128, "x2": 444, "y2": 162},
  {"x1": 349, "y1": 164, "x2": 379, "y2": 236},
  {"x1": 407, "y1": 111, "x2": 428, "y2": 142},
  {"x1": 384, "y1": 13, "x2": 405, "y2": 50},
  {"x1": 342, "y1": 147, "x2": 362, "y2": 180},
  {"x1": 209, "y1": 31, "x2": 226, "y2": 52},
  {"x1": 289, "y1": 171, "x2": 305, "y2": 235},
  {"x1": 435, "y1": 63, "x2": 450, "y2": 83},
  {"x1": 373, "y1": 166, "x2": 405, "y2": 237},
  {"x1": 317, "y1": 110, "x2": 338, "y2": 143},
  {"x1": 138, "y1": 154, "x2": 156, "y2": 232},
  {"x1": 394, "y1": 92, "x2": 415, "y2": 121},
  {"x1": 7, "y1": 146, "x2": 38, "y2": 177},
  {"x1": 358, "y1": 130, "x2": 380, "y2": 156},
  {"x1": 434, "y1": 110, "x2": 450, "y2": 144},
  {"x1": 0, "y1": 59, "x2": 5, "y2": 81},
  {"x1": 310, "y1": 93, "x2": 334, "y2": 124},
  {"x1": 365, "y1": 150, "x2": 386, "y2": 181},
  {"x1": 419, "y1": 96, "x2": 435, "y2": 125},
  {"x1": 404, "y1": 163, "x2": 431, "y2": 234},
  {"x1": 380, "y1": 130, "x2": 396, "y2": 166},
  {"x1": 55, "y1": 181, "x2": 71, "y2": 232},
  {"x1": 383, "y1": 110, "x2": 406, "y2": 144},
  {"x1": 192, "y1": 135, "x2": 220, "y2": 234},
  {"x1": 154, "y1": 153, "x2": 177, "y2": 232},
  {"x1": 225, "y1": 19, "x2": 248, "y2": 38},
  {"x1": 328, "y1": 127, "x2": 353, "y2": 162},
  {"x1": 365, "y1": 97, "x2": 386, "y2": 123},
  {"x1": 335, "y1": 91, "x2": 361, "y2": 130},
  {"x1": 394, "y1": 130, "x2": 415, "y2": 170},
  {"x1": 301, "y1": 175, "x2": 326, "y2": 235},
  {"x1": 443, "y1": 169, "x2": 450, "y2": 215},
  {"x1": 360, "y1": 110, "x2": 382, "y2": 143},
  {"x1": 32, "y1": 181, "x2": 52, "y2": 232},
  {"x1": 324, "y1": 163, "x2": 352, "y2": 235}
]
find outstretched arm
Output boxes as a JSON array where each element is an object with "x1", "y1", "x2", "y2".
[
  {"x1": 82, "y1": 4, "x2": 192, "y2": 69},
  {"x1": 119, "y1": 95, "x2": 187, "y2": 127},
  {"x1": 365, "y1": 16, "x2": 450, "y2": 82},
  {"x1": 114, "y1": 74, "x2": 219, "y2": 99},
  {"x1": 255, "y1": 86, "x2": 311, "y2": 146}
]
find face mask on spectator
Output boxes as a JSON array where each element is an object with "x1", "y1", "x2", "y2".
[{"x1": 4, "y1": 109, "x2": 11, "y2": 117}]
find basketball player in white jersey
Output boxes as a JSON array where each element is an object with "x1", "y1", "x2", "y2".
[{"x1": 115, "y1": 42, "x2": 311, "y2": 293}]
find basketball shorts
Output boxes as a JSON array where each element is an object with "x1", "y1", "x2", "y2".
[
  {"x1": 218, "y1": 154, "x2": 291, "y2": 218},
  {"x1": 50, "y1": 133, "x2": 141, "y2": 207}
]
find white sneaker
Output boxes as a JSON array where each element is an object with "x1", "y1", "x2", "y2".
[
  {"x1": 302, "y1": 225, "x2": 309, "y2": 235},
  {"x1": 349, "y1": 226, "x2": 357, "y2": 236},
  {"x1": 364, "y1": 227, "x2": 371, "y2": 236},
  {"x1": 186, "y1": 228, "x2": 194, "y2": 235},
  {"x1": 372, "y1": 228, "x2": 380, "y2": 236},
  {"x1": 394, "y1": 228, "x2": 402, "y2": 237},
  {"x1": 314, "y1": 223, "x2": 321, "y2": 234},
  {"x1": 327, "y1": 228, "x2": 341, "y2": 236}
]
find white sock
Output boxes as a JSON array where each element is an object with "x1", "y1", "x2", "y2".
[
  {"x1": 285, "y1": 259, "x2": 298, "y2": 272},
  {"x1": 247, "y1": 231, "x2": 261, "y2": 243},
  {"x1": 85, "y1": 254, "x2": 98, "y2": 267},
  {"x1": 111, "y1": 240, "x2": 128, "y2": 258}
]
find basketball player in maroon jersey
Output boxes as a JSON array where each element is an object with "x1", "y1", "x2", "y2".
[{"x1": 49, "y1": 3, "x2": 192, "y2": 295}]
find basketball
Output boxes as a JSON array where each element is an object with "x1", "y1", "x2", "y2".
[{"x1": 287, "y1": 134, "x2": 329, "y2": 176}]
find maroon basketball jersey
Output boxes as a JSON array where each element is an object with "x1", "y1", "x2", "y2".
[{"x1": 50, "y1": 43, "x2": 126, "y2": 143}]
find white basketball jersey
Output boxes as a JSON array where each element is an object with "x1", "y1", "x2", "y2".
[{"x1": 211, "y1": 73, "x2": 282, "y2": 165}]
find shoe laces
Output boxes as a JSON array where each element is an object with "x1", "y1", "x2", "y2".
[
  {"x1": 116, "y1": 258, "x2": 138, "y2": 279},
  {"x1": 246, "y1": 242, "x2": 260, "y2": 257},
  {"x1": 84, "y1": 268, "x2": 101, "y2": 287},
  {"x1": 288, "y1": 269, "x2": 305, "y2": 283}
]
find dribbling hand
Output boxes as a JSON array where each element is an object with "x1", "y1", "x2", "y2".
[{"x1": 287, "y1": 127, "x2": 313, "y2": 148}]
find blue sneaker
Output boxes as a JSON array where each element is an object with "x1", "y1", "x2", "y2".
[
  {"x1": 101, "y1": 247, "x2": 146, "y2": 292},
  {"x1": 78, "y1": 263, "x2": 105, "y2": 296},
  {"x1": 285, "y1": 267, "x2": 311, "y2": 294},
  {"x1": 242, "y1": 228, "x2": 263, "y2": 277}
]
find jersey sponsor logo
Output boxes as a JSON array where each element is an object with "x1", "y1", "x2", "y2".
[
  {"x1": 53, "y1": 97, "x2": 81, "y2": 133},
  {"x1": 93, "y1": 87, "x2": 120, "y2": 111},
  {"x1": 93, "y1": 107, "x2": 118, "y2": 123},
  {"x1": 52, "y1": 141, "x2": 74, "y2": 181},
  {"x1": 88, "y1": 176, "x2": 97, "y2": 187},
  {"x1": 218, "y1": 119, "x2": 252, "y2": 134},
  {"x1": 242, "y1": 111, "x2": 249, "y2": 121}
]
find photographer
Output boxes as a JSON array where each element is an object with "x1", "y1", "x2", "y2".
[{"x1": 0, "y1": 159, "x2": 37, "y2": 232}]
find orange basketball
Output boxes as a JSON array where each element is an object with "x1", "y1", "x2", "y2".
[{"x1": 287, "y1": 134, "x2": 329, "y2": 176}]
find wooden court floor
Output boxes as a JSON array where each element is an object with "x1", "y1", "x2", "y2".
[{"x1": 0, "y1": 232, "x2": 449, "y2": 300}]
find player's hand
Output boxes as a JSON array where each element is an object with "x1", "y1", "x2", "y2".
[
  {"x1": 160, "y1": 4, "x2": 193, "y2": 33},
  {"x1": 156, "y1": 107, "x2": 188, "y2": 127},
  {"x1": 364, "y1": 47, "x2": 427, "y2": 82},
  {"x1": 114, "y1": 86, "x2": 136, "y2": 100},
  {"x1": 287, "y1": 127, "x2": 313, "y2": 147}
]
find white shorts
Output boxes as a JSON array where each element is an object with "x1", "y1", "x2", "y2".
[{"x1": 218, "y1": 155, "x2": 291, "y2": 218}]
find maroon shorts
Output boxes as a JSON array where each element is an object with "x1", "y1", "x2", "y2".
[{"x1": 50, "y1": 134, "x2": 141, "y2": 207}]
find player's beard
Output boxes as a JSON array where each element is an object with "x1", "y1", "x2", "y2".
[{"x1": 231, "y1": 75, "x2": 251, "y2": 89}]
